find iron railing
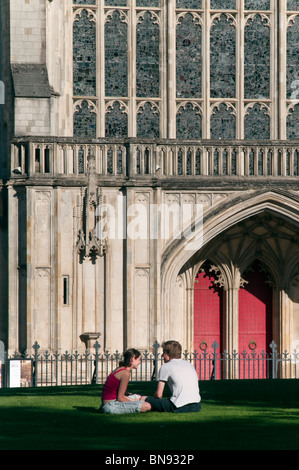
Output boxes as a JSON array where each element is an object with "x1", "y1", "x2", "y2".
[{"x1": 1, "y1": 340, "x2": 299, "y2": 388}]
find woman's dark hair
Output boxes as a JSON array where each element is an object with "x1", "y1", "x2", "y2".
[{"x1": 119, "y1": 348, "x2": 141, "y2": 367}]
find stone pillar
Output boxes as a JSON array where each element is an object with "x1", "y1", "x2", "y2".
[
  {"x1": 225, "y1": 287, "x2": 239, "y2": 355},
  {"x1": 7, "y1": 185, "x2": 19, "y2": 353}
]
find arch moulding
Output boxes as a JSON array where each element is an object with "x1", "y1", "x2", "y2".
[{"x1": 159, "y1": 190, "x2": 299, "y2": 349}]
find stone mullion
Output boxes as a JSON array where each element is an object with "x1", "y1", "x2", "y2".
[
  {"x1": 98, "y1": 0, "x2": 105, "y2": 137},
  {"x1": 160, "y1": 1, "x2": 167, "y2": 138},
  {"x1": 168, "y1": 0, "x2": 176, "y2": 138},
  {"x1": 279, "y1": 289, "x2": 291, "y2": 359},
  {"x1": 239, "y1": 0, "x2": 245, "y2": 140},
  {"x1": 153, "y1": 187, "x2": 162, "y2": 344},
  {"x1": 125, "y1": 188, "x2": 136, "y2": 350},
  {"x1": 185, "y1": 280, "x2": 194, "y2": 352},
  {"x1": 270, "y1": 4, "x2": 277, "y2": 139},
  {"x1": 278, "y1": 0, "x2": 287, "y2": 140},
  {"x1": 129, "y1": 0, "x2": 136, "y2": 137},
  {"x1": 7, "y1": 186, "x2": 20, "y2": 353},
  {"x1": 203, "y1": 2, "x2": 210, "y2": 139},
  {"x1": 225, "y1": 287, "x2": 239, "y2": 359}
]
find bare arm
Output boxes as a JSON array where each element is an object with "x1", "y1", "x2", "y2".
[
  {"x1": 116, "y1": 371, "x2": 131, "y2": 402},
  {"x1": 154, "y1": 380, "x2": 165, "y2": 398}
]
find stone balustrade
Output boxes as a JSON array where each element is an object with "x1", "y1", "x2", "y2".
[{"x1": 11, "y1": 137, "x2": 299, "y2": 180}]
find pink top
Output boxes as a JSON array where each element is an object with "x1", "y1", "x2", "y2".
[{"x1": 102, "y1": 368, "x2": 127, "y2": 401}]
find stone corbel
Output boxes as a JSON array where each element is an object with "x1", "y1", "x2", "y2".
[{"x1": 80, "y1": 332, "x2": 101, "y2": 350}]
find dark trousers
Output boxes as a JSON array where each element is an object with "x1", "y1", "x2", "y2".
[{"x1": 145, "y1": 396, "x2": 201, "y2": 413}]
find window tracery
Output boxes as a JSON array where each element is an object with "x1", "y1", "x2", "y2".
[{"x1": 72, "y1": 1, "x2": 299, "y2": 140}]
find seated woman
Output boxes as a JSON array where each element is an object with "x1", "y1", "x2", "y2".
[{"x1": 100, "y1": 348, "x2": 151, "y2": 414}]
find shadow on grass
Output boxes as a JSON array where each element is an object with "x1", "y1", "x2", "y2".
[
  {"x1": 0, "y1": 402, "x2": 298, "y2": 450},
  {"x1": 75, "y1": 406, "x2": 101, "y2": 414},
  {"x1": 0, "y1": 380, "x2": 298, "y2": 450}
]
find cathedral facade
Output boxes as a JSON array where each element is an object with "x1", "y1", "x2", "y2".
[{"x1": 1, "y1": 0, "x2": 299, "y2": 360}]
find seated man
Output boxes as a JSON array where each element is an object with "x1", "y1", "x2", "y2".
[{"x1": 145, "y1": 340, "x2": 201, "y2": 413}]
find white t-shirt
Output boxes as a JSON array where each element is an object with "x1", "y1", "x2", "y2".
[{"x1": 158, "y1": 358, "x2": 201, "y2": 408}]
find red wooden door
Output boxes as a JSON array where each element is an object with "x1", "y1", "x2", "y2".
[
  {"x1": 238, "y1": 261, "x2": 272, "y2": 378},
  {"x1": 194, "y1": 266, "x2": 222, "y2": 379}
]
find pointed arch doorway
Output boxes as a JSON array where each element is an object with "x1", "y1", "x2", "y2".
[
  {"x1": 193, "y1": 259, "x2": 273, "y2": 379},
  {"x1": 194, "y1": 261, "x2": 223, "y2": 379},
  {"x1": 239, "y1": 260, "x2": 273, "y2": 359}
]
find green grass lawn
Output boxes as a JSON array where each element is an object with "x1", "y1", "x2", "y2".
[{"x1": 0, "y1": 379, "x2": 298, "y2": 450}]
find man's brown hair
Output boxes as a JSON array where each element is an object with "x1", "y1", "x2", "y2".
[{"x1": 162, "y1": 340, "x2": 182, "y2": 359}]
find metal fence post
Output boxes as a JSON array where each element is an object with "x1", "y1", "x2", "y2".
[
  {"x1": 212, "y1": 341, "x2": 219, "y2": 380},
  {"x1": 93, "y1": 340, "x2": 101, "y2": 384},
  {"x1": 270, "y1": 340, "x2": 277, "y2": 379},
  {"x1": 32, "y1": 341, "x2": 40, "y2": 387},
  {"x1": 152, "y1": 340, "x2": 160, "y2": 381},
  {"x1": 0, "y1": 341, "x2": 5, "y2": 388}
]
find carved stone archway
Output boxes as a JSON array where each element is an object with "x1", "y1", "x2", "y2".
[{"x1": 161, "y1": 191, "x2": 299, "y2": 352}]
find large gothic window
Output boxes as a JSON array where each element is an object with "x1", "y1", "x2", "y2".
[
  {"x1": 136, "y1": 12, "x2": 160, "y2": 97},
  {"x1": 210, "y1": 14, "x2": 236, "y2": 99},
  {"x1": 72, "y1": 1, "x2": 299, "y2": 140},
  {"x1": 105, "y1": 11, "x2": 128, "y2": 97},
  {"x1": 176, "y1": 13, "x2": 202, "y2": 99}
]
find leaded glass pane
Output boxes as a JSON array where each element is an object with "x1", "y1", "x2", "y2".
[
  {"x1": 210, "y1": 14, "x2": 235, "y2": 98},
  {"x1": 105, "y1": 101, "x2": 128, "y2": 137},
  {"x1": 74, "y1": 0, "x2": 96, "y2": 4},
  {"x1": 288, "y1": 1, "x2": 299, "y2": 10},
  {"x1": 286, "y1": 151, "x2": 291, "y2": 176},
  {"x1": 136, "y1": 0, "x2": 160, "y2": 7},
  {"x1": 105, "y1": 0, "x2": 127, "y2": 6},
  {"x1": 248, "y1": 149, "x2": 254, "y2": 175},
  {"x1": 107, "y1": 148, "x2": 113, "y2": 174},
  {"x1": 210, "y1": 0, "x2": 235, "y2": 9},
  {"x1": 267, "y1": 151, "x2": 272, "y2": 175},
  {"x1": 244, "y1": 104, "x2": 270, "y2": 139},
  {"x1": 210, "y1": 103, "x2": 236, "y2": 139},
  {"x1": 287, "y1": 105, "x2": 299, "y2": 139},
  {"x1": 137, "y1": 103, "x2": 160, "y2": 138},
  {"x1": 177, "y1": 149, "x2": 183, "y2": 175},
  {"x1": 176, "y1": 1, "x2": 202, "y2": 8},
  {"x1": 176, "y1": 14, "x2": 202, "y2": 98},
  {"x1": 74, "y1": 101, "x2": 97, "y2": 138},
  {"x1": 73, "y1": 10, "x2": 96, "y2": 97},
  {"x1": 136, "y1": 12, "x2": 160, "y2": 97},
  {"x1": 223, "y1": 150, "x2": 228, "y2": 175},
  {"x1": 244, "y1": 15, "x2": 270, "y2": 99},
  {"x1": 105, "y1": 11, "x2": 128, "y2": 97},
  {"x1": 245, "y1": 0, "x2": 270, "y2": 9},
  {"x1": 295, "y1": 151, "x2": 299, "y2": 176},
  {"x1": 231, "y1": 150, "x2": 237, "y2": 175},
  {"x1": 213, "y1": 149, "x2": 219, "y2": 175},
  {"x1": 258, "y1": 150, "x2": 264, "y2": 175},
  {"x1": 78, "y1": 148, "x2": 85, "y2": 174},
  {"x1": 117, "y1": 148, "x2": 124, "y2": 175},
  {"x1": 195, "y1": 150, "x2": 201, "y2": 175},
  {"x1": 176, "y1": 103, "x2": 202, "y2": 139},
  {"x1": 287, "y1": 16, "x2": 299, "y2": 99}
]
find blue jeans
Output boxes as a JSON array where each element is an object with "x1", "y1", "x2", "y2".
[{"x1": 100, "y1": 398, "x2": 143, "y2": 414}]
